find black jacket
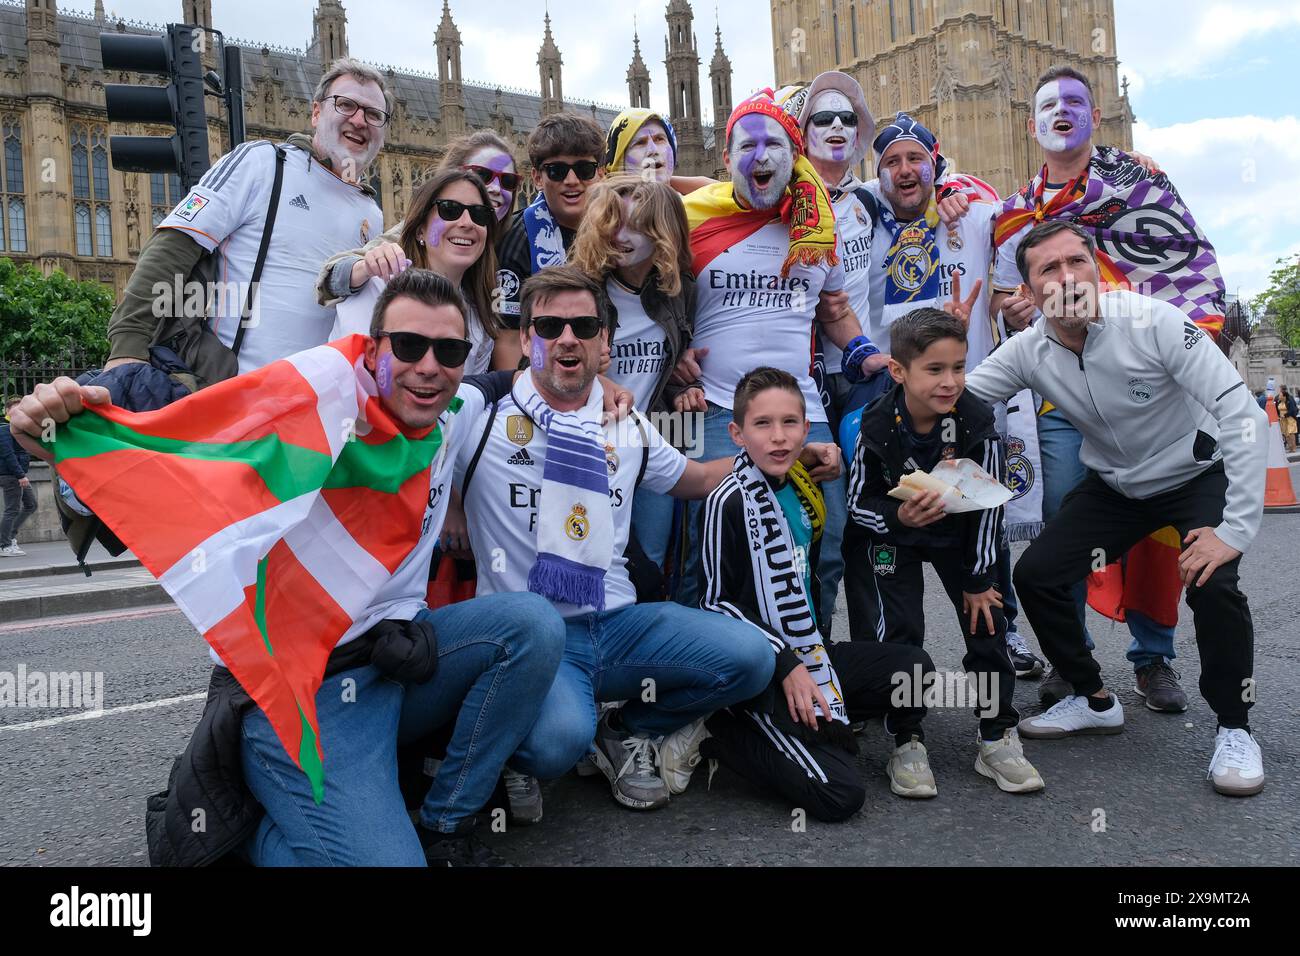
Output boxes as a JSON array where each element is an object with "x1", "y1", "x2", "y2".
[
  {"x1": 495, "y1": 208, "x2": 575, "y2": 328},
  {"x1": 1, "y1": 418, "x2": 29, "y2": 478},
  {"x1": 846, "y1": 383, "x2": 1005, "y2": 593}
]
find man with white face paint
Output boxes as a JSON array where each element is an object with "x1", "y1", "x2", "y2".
[
  {"x1": 105, "y1": 57, "x2": 388, "y2": 377},
  {"x1": 675, "y1": 91, "x2": 863, "y2": 622},
  {"x1": 604, "y1": 109, "x2": 678, "y2": 185},
  {"x1": 988, "y1": 66, "x2": 1231, "y2": 713}
]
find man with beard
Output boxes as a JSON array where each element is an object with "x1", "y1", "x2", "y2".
[
  {"x1": 674, "y1": 91, "x2": 867, "y2": 618},
  {"x1": 986, "y1": 66, "x2": 1230, "y2": 713},
  {"x1": 105, "y1": 58, "x2": 389, "y2": 376},
  {"x1": 451, "y1": 266, "x2": 841, "y2": 812},
  {"x1": 965, "y1": 221, "x2": 1267, "y2": 798},
  {"x1": 604, "y1": 108, "x2": 678, "y2": 184}
]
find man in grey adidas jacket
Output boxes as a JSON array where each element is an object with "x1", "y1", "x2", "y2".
[{"x1": 964, "y1": 221, "x2": 1268, "y2": 798}]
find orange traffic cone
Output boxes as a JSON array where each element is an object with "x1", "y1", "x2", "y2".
[{"x1": 1263, "y1": 391, "x2": 1298, "y2": 509}]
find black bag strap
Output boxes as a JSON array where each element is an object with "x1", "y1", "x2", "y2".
[
  {"x1": 460, "y1": 398, "x2": 500, "y2": 502},
  {"x1": 634, "y1": 412, "x2": 650, "y2": 489},
  {"x1": 231, "y1": 144, "x2": 287, "y2": 358},
  {"x1": 852, "y1": 186, "x2": 880, "y2": 231}
]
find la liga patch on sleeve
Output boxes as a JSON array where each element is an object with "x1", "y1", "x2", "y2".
[{"x1": 174, "y1": 194, "x2": 209, "y2": 221}]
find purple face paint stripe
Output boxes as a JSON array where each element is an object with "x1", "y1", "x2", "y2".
[
  {"x1": 377, "y1": 352, "x2": 395, "y2": 399},
  {"x1": 531, "y1": 335, "x2": 547, "y2": 369}
]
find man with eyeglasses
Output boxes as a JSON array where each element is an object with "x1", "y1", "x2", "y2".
[
  {"x1": 496, "y1": 113, "x2": 606, "y2": 325},
  {"x1": 9, "y1": 268, "x2": 573, "y2": 867},
  {"x1": 104, "y1": 57, "x2": 390, "y2": 378},
  {"x1": 444, "y1": 265, "x2": 841, "y2": 814}
]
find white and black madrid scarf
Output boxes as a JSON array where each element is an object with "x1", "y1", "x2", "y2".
[{"x1": 733, "y1": 452, "x2": 847, "y2": 725}]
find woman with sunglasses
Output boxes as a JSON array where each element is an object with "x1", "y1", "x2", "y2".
[
  {"x1": 318, "y1": 168, "x2": 522, "y2": 372},
  {"x1": 569, "y1": 175, "x2": 698, "y2": 575},
  {"x1": 439, "y1": 129, "x2": 522, "y2": 224}
]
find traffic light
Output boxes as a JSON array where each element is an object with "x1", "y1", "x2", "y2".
[{"x1": 100, "y1": 24, "x2": 211, "y2": 191}]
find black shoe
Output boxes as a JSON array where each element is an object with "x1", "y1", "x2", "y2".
[
  {"x1": 1135, "y1": 662, "x2": 1189, "y2": 713},
  {"x1": 420, "y1": 827, "x2": 511, "y2": 867}
]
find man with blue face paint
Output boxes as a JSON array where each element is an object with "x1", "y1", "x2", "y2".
[
  {"x1": 988, "y1": 65, "x2": 1231, "y2": 714},
  {"x1": 605, "y1": 109, "x2": 678, "y2": 185},
  {"x1": 673, "y1": 91, "x2": 868, "y2": 626}
]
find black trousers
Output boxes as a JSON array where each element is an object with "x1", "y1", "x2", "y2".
[
  {"x1": 1013, "y1": 463, "x2": 1254, "y2": 728},
  {"x1": 702, "y1": 640, "x2": 933, "y2": 823}
]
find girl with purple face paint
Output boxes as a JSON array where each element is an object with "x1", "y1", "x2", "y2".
[
  {"x1": 569, "y1": 175, "x2": 699, "y2": 570},
  {"x1": 319, "y1": 168, "x2": 521, "y2": 373},
  {"x1": 441, "y1": 129, "x2": 521, "y2": 223}
]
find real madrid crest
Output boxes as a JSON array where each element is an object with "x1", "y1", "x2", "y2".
[
  {"x1": 946, "y1": 229, "x2": 963, "y2": 251},
  {"x1": 506, "y1": 415, "x2": 534, "y2": 446},
  {"x1": 604, "y1": 443, "x2": 619, "y2": 475},
  {"x1": 360, "y1": 218, "x2": 371, "y2": 244},
  {"x1": 565, "y1": 503, "x2": 590, "y2": 541}
]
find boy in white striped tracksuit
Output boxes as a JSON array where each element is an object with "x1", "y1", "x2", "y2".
[
  {"x1": 846, "y1": 308, "x2": 1044, "y2": 793},
  {"x1": 699, "y1": 367, "x2": 937, "y2": 822}
]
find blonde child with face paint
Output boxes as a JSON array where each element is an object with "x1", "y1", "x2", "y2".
[{"x1": 569, "y1": 175, "x2": 699, "y2": 572}]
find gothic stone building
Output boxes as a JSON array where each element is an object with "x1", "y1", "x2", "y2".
[
  {"x1": 0, "y1": 0, "x2": 637, "y2": 298},
  {"x1": 771, "y1": 0, "x2": 1135, "y2": 195}
]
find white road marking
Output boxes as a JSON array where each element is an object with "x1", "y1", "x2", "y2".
[{"x1": 0, "y1": 692, "x2": 206, "y2": 732}]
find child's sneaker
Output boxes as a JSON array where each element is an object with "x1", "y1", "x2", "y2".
[
  {"x1": 1006, "y1": 631, "x2": 1045, "y2": 678},
  {"x1": 975, "y1": 730, "x2": 1045, "y2": 793},
  {"x1": 657, "y1": 717, "x2": 711, "y2": 795},
  {"x1": 1019, "y1": 693, "x2": 1124, "y2": 739},
  {"x1": 887, "y1": 735, "x2": 938, "y2": 798}
]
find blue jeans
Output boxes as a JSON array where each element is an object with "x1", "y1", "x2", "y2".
[
  {"x1": 241, "y1": 591, "x2": 565, "y2": 865},
  {"x1": 630, "y1": 486, "x2": 675, "y2": 568},
  {"x1": 1037, "y1": 408, "x2": 1174, "y2": 670},
  {"x1": 511, "y1": 601, "x2": 773, "y2": 779},
  {"x1": 677, "y1": 402, "x2": 848, "y2": 627}
]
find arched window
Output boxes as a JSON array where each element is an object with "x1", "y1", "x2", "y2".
[
  {"x1": 1, "y1": 116, "x2": 25, "y2": 252},
  {"x1": 150, "y1": 172, "x2": 182, "y2": 229},
  {"x1": 909, "y1": 0, "x2": 916, "y2": 34},
  {"x1": 70, "y1": 124, "x2": 113, "y2": 256},
  {"x1": 889, "y1": 0, "x2": 897, "y2": 42},
  {"x1": 850, "y1": 3, "x2": 859, "y2": 57},
  {"x1": 833, "y1": 11, "x2": 841, "y2": 63}
]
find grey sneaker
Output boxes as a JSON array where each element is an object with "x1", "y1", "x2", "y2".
[
  {"x1": 0, "y1": 543, "x2": 24, "y2": 557},
  {"x1": 975, "y1": 730, "x2": 1045, "y2": 793},
  {"x1": 888, "y1": 735, "x2": 938, "y2": 798},
  {"x1": 1135, "y1": 662, "x2": 1189, "y2": 713},
  {"x1": 502, "y1": 769, "x2": 542, "y2": 825},
  {"x1": 1039, "y1": 665, "x2": 1073, "y2": 707},
  {"x1": 657, "y1": 717, "x2": 711, "y2": 795},
  {"x1": 1006, "y1": 631, "x2": 1045, "y2": 678},
  {"x1": 591, "y1": 711, "x2": 670, "y2": 810}
]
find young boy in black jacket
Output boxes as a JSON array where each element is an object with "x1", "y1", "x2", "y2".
[
  {"x1": 698, "y1": 367, "x2": 938, "y2": 822},
  {"x1": 846, "y1": 307, "x2": 1044, "y2": 793}
]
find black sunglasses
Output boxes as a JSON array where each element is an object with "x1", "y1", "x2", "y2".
[
  {"x1": 375, "y1": 331, "x2": 473, "y2": 367},
  {"x1": 463, "y1": 164, "x2": 522, "y2": 191},
  {"x1": 433, "y1": 199, "x2": 494, "y2": 227},
  {"x1": 541, "y1": 160, "x2": 600, "y2": 183},
  {"x1": 808, "y1": 110, "x2": 859, "y2": 128},
  {"x1": 529, "y1": 315, "x2": 603, "y2": 340}
]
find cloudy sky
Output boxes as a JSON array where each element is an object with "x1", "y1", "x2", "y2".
[{"x1": 99, "y1": 0, "x2": 1298, "y2": 301}]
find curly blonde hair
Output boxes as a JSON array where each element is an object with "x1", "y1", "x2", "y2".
[{"x1": 568, "y1": 175, "x2": 691, "y2": 297}]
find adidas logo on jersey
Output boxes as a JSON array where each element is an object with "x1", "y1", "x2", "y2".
[
  {"x1": 289, "y1": 194, "x2": 311, "y2": 211},
  {"x1": 506, "y1": 447, "x2": 535, "y2": 466},
  {"x1": 1183, "y1": 321, "x2": 1204, "y2": 350}
]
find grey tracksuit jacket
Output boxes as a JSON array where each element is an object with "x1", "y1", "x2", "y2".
[{"x1": 965, "y1": 290, "x2": 1267, "y2": 554}]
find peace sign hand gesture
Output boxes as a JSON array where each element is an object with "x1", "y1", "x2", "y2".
[{"x1": 942, "y1": 272, "x2": 984, "y2": 327}]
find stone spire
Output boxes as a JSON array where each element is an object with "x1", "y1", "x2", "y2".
[
  {"x1": 664, "y1": 0, "x2": 704, "y2": 173},
  {"x1": 709, "y1": 20, "x2": 732, "y2": 172},
  {"x1": 182, "y1": 0, "x2": 212, "y2": 30},
  {"x1": 627, "y1": 22, "x2": 651, "y2": 109},
  {"x1": 309, "y1": 1, "x2": 348, "y2": 65},
  {"x1": 26, "y1": 0, "x2": 62, "y2": 97},
  {"x1": 435, "y1": 0, "x2": 466, "y2": 135},
  {"x1": 538, "y1": 10, "x2": 564, "y2": 117}
]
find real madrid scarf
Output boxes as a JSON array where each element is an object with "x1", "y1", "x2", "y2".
[
  {"x1": 514, "y1": 371, "x2": 612, "y2": 610},
  {"x1": 994, "y1": 145, "x2": 1227, "y2": 336},
  {"x1": 877, "y1": 197, "x2": 943, "y2": 329},
  {"x1": 522, "y1": 191, "x2": 569, "y2": 275},
  {"x1": 683, "y1": 155, "x2": 839, "y2": 279},
  {"x1": 733, "y1": 452, "x2": 847, "y2": 725}
]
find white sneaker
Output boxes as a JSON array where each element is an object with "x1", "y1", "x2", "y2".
[
  {"x1": 657, "y1": 717, "x2": 711, "y2": 795},
  {"x1": 0, "y1": 543, "x2": 23, "y2": 557},
  {"x1": 1207, "y1": 727, "x2": 1265, "y2": 796},
  {"x1": 975, "y1": 730, "x2": 1044, "y2": 793},
  {"x1": 1018, "y1": 693, "x2": 1124, "y2": 739}
]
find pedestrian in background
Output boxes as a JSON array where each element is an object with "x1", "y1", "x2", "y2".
[
  {"x1": 1277, "y1": 385, "x2": 1298, "y2": 453},
  {"x1": 1, "y1": 396, "x2": 38, "y2": 556}
]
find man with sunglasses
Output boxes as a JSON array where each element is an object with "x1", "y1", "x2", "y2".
[
  {"x1": 449, "y1": 265, "x2": 841, "y2": 813},
  {"x1": 497, "y1": 113, "x2": 606, "y2": 325},
  {"x1": 9, "y1": 268, "x2": 569, "y2": 868},
  {"x1": 104, "y1": 58, "x2": 390, "y2": 379}
]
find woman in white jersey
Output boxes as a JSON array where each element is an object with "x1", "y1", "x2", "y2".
[
  {"x1": 317, "y1": 168, "x2": 517, "y2": 373},
  {"x1": 569, "y1": 175, "x2": 698, "y2": 578}
]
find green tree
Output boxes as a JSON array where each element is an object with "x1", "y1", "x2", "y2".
[
  {"x1": 1251, "y1": 255, "x2": 1300, "y2": 349},
  {"x1": 0, "y1": 257, "x2": 113, "y2": 394}
]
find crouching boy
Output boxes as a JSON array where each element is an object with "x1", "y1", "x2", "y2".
[
  {"x1": 846, "y1": 307, "x2": 1044, "y2": 793},
  {"x1": 699, "y1": 367, "x2": 938, "y2": 822}
]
